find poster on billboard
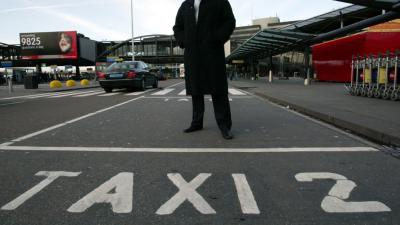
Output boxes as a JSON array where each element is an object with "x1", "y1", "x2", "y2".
[{"x1": 20, "y1": 31, "x2": 78, "y2": 60}]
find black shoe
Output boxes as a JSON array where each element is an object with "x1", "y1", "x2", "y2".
[
  {"x1": 184, "y1": 126, "x2": 203, "y2": 133},
  {"x1": 221, "y1": 129, "x2": 234, "y2": 140}
]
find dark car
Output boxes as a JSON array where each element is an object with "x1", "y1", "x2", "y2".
[{"x1": 98, "y1": 61, "x2": 158, "y2": 93}]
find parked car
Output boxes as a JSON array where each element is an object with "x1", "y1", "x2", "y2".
[{"x1": 98, "y1": 61, "x2": 158, "y2": 93}]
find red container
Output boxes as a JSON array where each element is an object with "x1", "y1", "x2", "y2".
[{"x1": 312, "y1": 31, "x2": 400, "y2": 82}]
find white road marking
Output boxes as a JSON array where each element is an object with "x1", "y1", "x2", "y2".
[
  {"x1": 0, "y1": 92, "x2": 60, "y2": 100},
  {"x1": 178, "y1": 98, "x2": 189, "y2": 102},
  {"x1": 178, "y1": 89, "x2": 186, "y2": 95},
  {"x1": 48, "y1": 91, "x2": 97, "y2": 98},
  {"x1": 152, "y1": 88, "x2": 174, "y2": 95},
  {"x1": 295, "y1": 172, "x2": 391, "y2": 213},
  {"x1": 156, "y1": 173, "x2": 216, "y2": 215},
  {"x1": 328, "y1": 180, "x2": 356, "y2": 199},
  {"x1": 0, "y1": 146, "x2": 378, "y2": 153},
  {"x1": 232, "y1": 174, "x2": 260, "y2": 214},
  {"x1": 45, "y1": 91, "x2": 82, "y2": 98},
  {"x1": 125, "y1": 90, "x2": 151, "y2": 96},
  {"x1": 166, "y1": 81, "x2": 184, "y2": 88},
  {"x1": 321, "y1": 196, "x2": 391, "y2": 213},
  {"x1": 0, "y1": 93, "x2": 50, "y2": 100},
  {"x1": 24, "y1": 93, "x2": 59, "y2": 99},
  {"x1": 73, "y1": 91, "x2": 105, "y2": 97},
  {"x1": 68, "y1": 172, "x2": 133, "y2": 213},
  {"x1": 98, "y1": 92, "x2": 120, "y2": 97},
  {"x1": 229, "y1": 88, "x2": 246, "y2": 96},
  {"x1": 143, "y1": 96, "x2": 252, "y2": 99},
  {"x1": 0, "y1": 101, "x2": 25, "y2": 106},
  {"x1": 1, "y1": 171, "x2": 81, "y2": 210}
]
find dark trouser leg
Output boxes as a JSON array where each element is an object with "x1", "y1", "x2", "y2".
[
  {"x1": 211, "y1": 94, "x2": 232, "y2": 130},
  {"x1": 191, "y1": 95, "x2": 205, "y2": 127}
]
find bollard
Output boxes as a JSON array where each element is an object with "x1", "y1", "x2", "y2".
[
  {"x1": 8, "y1": 76, "x2": 13, "y2": 93},
  {"x1": 268, "y1": 70, "x2": 273, "y2": 83}
]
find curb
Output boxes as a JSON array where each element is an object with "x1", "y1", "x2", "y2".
[{"x1": 254, "y1": 92, "x2": 400, "y2": 147}]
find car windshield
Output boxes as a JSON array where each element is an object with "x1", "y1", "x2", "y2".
[{"x1": 105, "y1": 62, "x2": 138, "y2": 73}]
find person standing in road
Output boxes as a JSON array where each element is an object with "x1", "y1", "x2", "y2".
[{"x1": 173, "y1": 0, "x2": 236, "y2": 140}]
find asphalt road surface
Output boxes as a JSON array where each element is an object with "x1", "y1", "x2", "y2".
[{"x1": 0, "y1": 79, "x2": 399, "y2": 225}]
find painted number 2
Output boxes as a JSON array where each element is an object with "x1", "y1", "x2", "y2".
[{"x1": 295, "y1": 172, "x2": 391, "y2": 213}]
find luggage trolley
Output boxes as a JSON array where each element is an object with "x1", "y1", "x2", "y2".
[
  {"x1": 349, "y1": 55, "x2": 355, "y2": 95},
  {"x1": 349, "y1": 55, "x2": 359, "y2": 95},
  {"x1": 361, "y1": 54, "x2": 372, "y2": 97},
  {"x1": 373, "y1": 53, "x2": 388, "y2": 98},
  {"x1": 367, "y1": 54, "x2": 379, "y2": 98},
  {"x1": 349, "y1": 55, "x2": 363, "y2": 96},
  {"x1": 381, "y1": 51, "x2": 391, "y2": 99},
  {"x1": 391, "y1": 50, "x2": 399, "y2": 101}
]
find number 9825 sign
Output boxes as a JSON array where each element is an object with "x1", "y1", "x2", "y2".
[
  {"x1": 20, "y1": 33, "x2": 44, "y2": 50},
  {"x1": 20, "y1": 37, "x2": 41, "y2": 46},
  {"x1": 19, "y1": 31, "x2": 78, "y2": 59}
]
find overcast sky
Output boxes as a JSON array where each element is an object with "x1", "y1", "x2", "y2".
[{"x1": 1, "y1": 0, "x2": 350, "y2": 44}]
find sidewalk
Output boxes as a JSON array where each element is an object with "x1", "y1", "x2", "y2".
[
  {"x1": 0, "y1": 81, "x2": 100, "y2": 98},
  {"x1": 229, "y1": 77, "x2": 400, "y2": 148}
]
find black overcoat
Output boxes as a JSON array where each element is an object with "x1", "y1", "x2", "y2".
[{"x1": 173, "y1": 0, "x2": 236, "y2": 95}]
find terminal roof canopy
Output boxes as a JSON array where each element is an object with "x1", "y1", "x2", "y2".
[
  {"x1": 227, "y1": 2, "x2": 398, "y2": 61},
  {"x1": 228, "y1": 30, "x2": 314, "y2": 60},
  {"x1": 334, "y1": 0, "x2": 400, "y2": 12}
]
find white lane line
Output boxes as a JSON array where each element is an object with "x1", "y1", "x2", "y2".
[
  {"x1": 73, "y1": 91, "x2": 105, "y2": 97},
  {"x1": 48, "y1": 91, "x2": 97, "y2": 98},
  {"x1": 0, "y1": 92, "x2": 55, "y2": 100},
  {"x1": 98, "y1": 93, "x2": 120, "y2": 97},
  {"x1": 152, "y1": 88, "x2": 175, "y2": 96},
  {"x1": 229, "y1": 89, "x2": 246, "y2": 96},
  {"x1": 178, "y1": 89, "x2": 186, "y2": 95},
  {"x1": 1, "y1": 96, "x2": 144, "y2": 145},
  {"x1": 0, "y1": 146, "x2": 378, "y2": 152},
  {"x1": 0, "y1": 101, "x2": 25, "y2": 106},
  {"x1": 143, "y1": 96, "x2": 252, "y2": 99},
  {"x1": 167, "y1": 81, "x2": 184, "y2": 88},
  {"x1": 125, "y1": 90, "x2": 151, "y2": 96}
]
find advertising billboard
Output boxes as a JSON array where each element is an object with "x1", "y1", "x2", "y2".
[{"x1": 20, "y1": 31, "x2": 78, "y2": 60}]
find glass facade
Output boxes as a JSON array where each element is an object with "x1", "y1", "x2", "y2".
[{"x1": 104, "y1": 36, "x2": 184, "y2": 58}]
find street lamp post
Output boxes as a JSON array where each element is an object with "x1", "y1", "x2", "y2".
[{"x1": 130, "y1": 0, "x2": 135, "y2": 61}]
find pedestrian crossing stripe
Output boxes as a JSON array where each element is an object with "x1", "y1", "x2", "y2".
[
  {"x1": 0, "y1": 88, "x2": 248, "y2": 100},
  {"x1": 49, "y1": 91, "x2": 97, "y2": 98},
  {"x1": 228, "y1": 89, "x2": 246, "y2": 95},
  {"x1": 98, "y1": 93, "x2": 120, "y2": 97},
  {"x1": 73, "y1": 91, "x2": 105, "y2": 97},
  {"x1": 152, "y1": 88, "x2": 175, "y2": 95}
]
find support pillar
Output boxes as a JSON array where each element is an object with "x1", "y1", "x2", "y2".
[{"x1": 304, "y1": 47, "x2": 311, "y2": 86}]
